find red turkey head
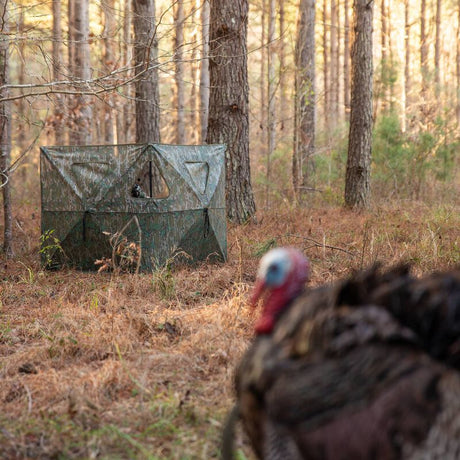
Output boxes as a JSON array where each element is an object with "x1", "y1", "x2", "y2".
[{"x1": 250, "y1": 247, "x2": 310, "y2": 334}]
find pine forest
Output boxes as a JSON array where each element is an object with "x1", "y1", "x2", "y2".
[{"x1": 0, "y1": 0, "x2": 459, "y2": 458}]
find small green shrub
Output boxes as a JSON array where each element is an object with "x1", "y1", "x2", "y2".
[
  {"x1": 372, "y1": 111, "x2": 459, "y2": 201},
  {"x1": 39, "y1": 229, "x2": 64, "y2": 269}
]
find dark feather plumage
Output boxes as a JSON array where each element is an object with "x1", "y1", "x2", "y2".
[{"x1": 223, "y1": 253, "x2": 460, "y2": 460}]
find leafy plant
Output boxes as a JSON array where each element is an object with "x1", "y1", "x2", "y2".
[
  {"x1": 17, "y1": 262, "x2": 36, "y2": 284},
  {"x1": 39, "y1": 229, "x2": 64, "y2": 269},
  {"x1": 152, "y1": 258, "x2": 177, "y2": 300},
  {"x1": 150, "y1": 250, "x2": 192, "y2": 300}
]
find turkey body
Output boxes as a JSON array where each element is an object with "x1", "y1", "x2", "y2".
[{"x1": 230, "y1": 261, "x2": 460, "y2": 460}]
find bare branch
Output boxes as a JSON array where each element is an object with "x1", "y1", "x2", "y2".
[
  {"x1": 0, "y1": 62, "x2": 158, "y2": 103},
  {"x1": 7, "y1": 117, "x2": 46, "y2": 174},
  {"x1": 0, "y1": 171, "x2": 8, "y2": 189},
  {"x1": 287, "y1": 234, "x2": 356, "y2": 256}
]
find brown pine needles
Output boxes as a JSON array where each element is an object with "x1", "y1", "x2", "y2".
[{"x1": 0, "y1": 201, "x2": 458, "y2": 458}]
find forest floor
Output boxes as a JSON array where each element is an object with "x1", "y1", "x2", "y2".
[{"x1": 0, "y1": 199, "x2": 459, "y2": 459}]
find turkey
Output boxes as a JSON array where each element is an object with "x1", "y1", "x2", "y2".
[{"x1": 222, "y1": 248, "x2": 460, "y2": 460}]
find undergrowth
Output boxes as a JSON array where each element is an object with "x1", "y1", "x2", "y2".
[{"x1": 0, "y1": 199, "x2": 459, "y2": 458}]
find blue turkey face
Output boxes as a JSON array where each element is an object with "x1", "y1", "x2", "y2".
[{"x1": 258, "y1": 248, "x2": 293, "y2": 288}]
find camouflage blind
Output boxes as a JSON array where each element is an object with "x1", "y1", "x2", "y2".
[{"x1": 40, "y1": 143, "x2": 227, "y2": 271}]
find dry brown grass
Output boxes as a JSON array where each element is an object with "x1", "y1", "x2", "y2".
[{"x1": 1, "y1": 199, "x2": 459, "y2": 459}]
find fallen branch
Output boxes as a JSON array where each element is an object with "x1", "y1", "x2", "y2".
[{"x1": 287, "y1": 233, "x2": 356, "y2": 256}]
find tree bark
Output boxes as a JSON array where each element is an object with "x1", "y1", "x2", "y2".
[
  {"x1": 200, "y1": 0, "x2": 210, "y2": 143},
  {"x1": 293, "y1": 0, "x2": 316, "y2": 201},
  {"x1": 344, "y1": 0, "x2": 374, "y2": 209},
  {"x1": 133, "y1": 0, "x2": 160, "y2": 143},
  {"x1": 0, "y1": 0, "x2": 13, "y2": 257},
  {"x1": 206, "y1": 0, "x2": 256, "y2": 223}
]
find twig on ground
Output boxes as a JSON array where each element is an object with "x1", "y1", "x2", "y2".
[{"x1": 287, "y1": 234, "x2": 355, "y2": 256}]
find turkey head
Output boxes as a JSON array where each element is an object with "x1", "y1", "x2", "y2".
[{"x1": 250, "y1": 247, "x2": 310, "y2": 335}]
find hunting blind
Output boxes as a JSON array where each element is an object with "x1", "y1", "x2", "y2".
[{"x1": 40, "y1": 143, "x2": 227, "y2": 271}]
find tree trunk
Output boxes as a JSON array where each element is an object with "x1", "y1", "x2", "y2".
[
  {"x1": 279, "y1": 0, "x2": 287, "y2": 131},
  {"x1": 133, "y1": 0, "x2": 160, "y2": 143},
  {"x1": 68, "y1": 0, "x2": 75, "y2": 77},
  {"x1": 457, "y1": 0, "x2": 460, "y2": 127},
  {"x1": 404, "y1": 0, "x2": 411, "y2": 131},
  {"x1": 293, "y1": 0, "x2": 316, "y2": 201},
  {"x1": 344, "y1": 0, "x2": 350, "y2": 120},
  {"x1": 344, "y1": 0, "x2": 374, "y2": 209},
  {"x1": 119, "y1": 0, "x2": 132, "y2": 143},
  {"x1": 322, "y1": 0, "x2": 329, "y2": 132},
  {"x1": 207, "y1": 0, "x2": 256, "y2": 223},
  {"x1": 260, "y1": 0, "x2": 267, "y2": 160},
  {"x1": 387, "y1": 1, "x2": 395, "y2": 110},
  {"x1": 174, "y1": 0, "x2": 186, "y2": 144},
  {"x1": 189, "y1": 0, "x2": 200, "y2": 144},
  {"x1": 69, "y1": 0, "x2": 92, "y2": 145},
  {"x1": 381, "y1": 0, "x2": 387, "y2": 61},
  {"x1": 67, "y1": 0, "x2": 75, "y2": 145},
  {"x1": 335, "y1": 0, "x2": 341, "y2": 119},
  {"x1": 330, "y1": 0, "x2": 338, "y2": 126},
  {"x1": 379, "y1": 0, "x2": 387, "y2": 113},
  {"x1": 17, "y1": 4, "x2": 27, "y2": 161},
  {"x1": 420, "y1": 0, "x2": 428, "y2": 121},
  {"x1": 434, "y1": 0, "x2": 441, "y2": 98},
  {"x1": 200, "y1": 0, "x2": 210, "y2": 143},
  {"x1": 266, "y1": 0, "x2": 276, "y2": 207},
  {"x1": 0, "y1": 0, "x2": 13, "y2": 257},
  {"x1": 52, "y1": 0, "x2": 65, "y2": 145},
  {"x1": 102, "y1": 0, "x2": 116, "y2": 144}
]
